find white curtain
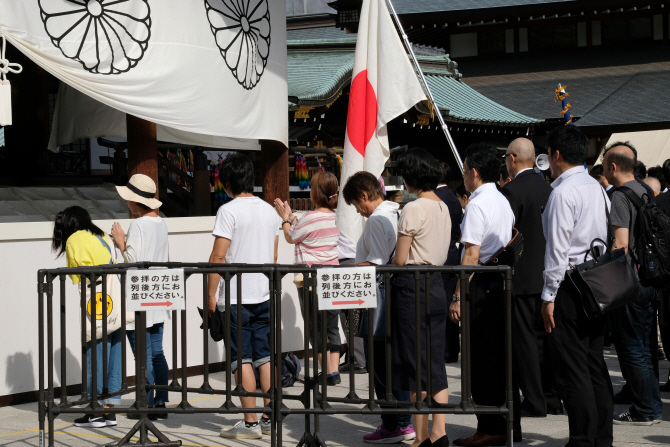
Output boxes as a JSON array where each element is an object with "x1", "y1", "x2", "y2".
[
  {"x1": 0, "y1": 0, "x2": 288, "y2": 146},
  {"x1": 49, "y1": 82, "x2": 261, "y2": 151}
]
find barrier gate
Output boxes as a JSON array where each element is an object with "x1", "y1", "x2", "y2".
[{"x1": 37, "y1": 262, "x2": 514, "y2": 446}]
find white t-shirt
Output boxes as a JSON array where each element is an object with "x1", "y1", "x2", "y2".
[
  {"x1": 460, "y1": 183, "x2": 515, "y2": 264},
  {"x1": 124, "y1": 216, "x2": 170, "y2": 329},
  {"x1": 355, "y1": 201, "x2": 399, "y2": 265},
  {"x1": 213, "y1": 196, "x2": 280, "y2": 305}
]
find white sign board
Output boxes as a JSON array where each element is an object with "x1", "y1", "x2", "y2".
[
  {"x1": 126, "y1": 269, "x2": 186, "y2": 312},
  {"x1": 316, "y1": 267, "x2": 377, "y2": 310}
]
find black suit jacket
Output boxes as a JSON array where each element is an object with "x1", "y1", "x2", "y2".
[
  {"x1": 434, "y1": 186, "x2": 462, "y2": 267},
  {"x1": 501, "y1": 169, "x2": 553, "y2": 295}
]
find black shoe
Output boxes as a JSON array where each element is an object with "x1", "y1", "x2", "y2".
[
  {"x1": 317, "y1": 372, "x2": 342, "y2": 386},
  {"x1": 127, "y1": 405, "x2": 158, "y2": 420},
  {"x1": 104, "y1": 414, "x2": 117, "y2": 426},
  {"x1": 418, "y1": 438, "x2": 432, "y2": 447},
  {"x1": 338, "y1": 362, "x2": 367, "y2": 374},
  {"x1": 547, "y1": 405, "x2": 564, "y2": 415},
  {"x1": 155, "y1": 402, "x2": 168, "y2": 419},
  {"x1": 613, "y1": 408, "x2": 654, "y2": 426},
  {"x1": 520, "y1": 407, "x2": 546, "y2": 418},
  {"x1": 660, "y1": 381, "x2": 670, "y2": 392},
  {"x1": 74, "y1": 414, "x2": 106, "y2": 428},
  {"x1": 433, "y1": 434, "x2": 449, "y2": 446}
]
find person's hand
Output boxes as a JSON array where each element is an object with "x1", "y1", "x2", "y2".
[
  {"x1": 109, "y1": 222, "x2": 125, "y2": 249},
  {"x1": 541, "y1": 301, "x2": 555, "y2": 333},
  {"x1": 274, "y1": 199, "x2": 292, "y2": 221},
  {"x1": 208, "y1": 296, "x2": 218, "y2": 317},
  {"x1": 449, "y1": 300, "x2": 461, "y2": 323}
]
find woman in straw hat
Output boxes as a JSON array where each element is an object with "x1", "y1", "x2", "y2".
[{"x1": 109, "y1": 174, "x2": 171, "y2": 420}]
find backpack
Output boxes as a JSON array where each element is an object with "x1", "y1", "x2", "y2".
[
  {"x1": 617, "y1": 186, "x2": 670, "y2": 287},
  {"x1": 253, "y1": 352, "x2": 302, "y2": 389}
]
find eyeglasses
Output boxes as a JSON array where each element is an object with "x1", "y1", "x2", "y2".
[{"x1": 503, "y1": 153, "x2": 516, "y2": 159}]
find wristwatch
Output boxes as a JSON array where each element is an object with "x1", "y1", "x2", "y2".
[{"x1": 452, "y1": 294, "x2": 461, "y2": 302}]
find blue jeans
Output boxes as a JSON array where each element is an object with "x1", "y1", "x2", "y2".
[
  {"x1": 127, "y1": 323, "x2": 169, "y2": 406},
  {"x1": 86, "y1": 329, "x2": 122, "y2": 405},
  {"x1": 229, "y1": 301, "x2": 271, "y2": 372},
  {"x1": 611, "y1": 286, "x2": 662, "y2": 419}
]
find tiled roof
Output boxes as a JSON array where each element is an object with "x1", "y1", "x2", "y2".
[
  {"x1": 459, "y1": 45, "x2": 670, "y2": 126},
  {"x1": 287, "y1": 48, "x2": 541, "y2": 125},
  {"x1": 388, "y1": 0, "x2": 572, "y2": 15}
]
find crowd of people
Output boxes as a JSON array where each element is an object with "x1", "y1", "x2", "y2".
[{"x1": 49, "y1": 125, "x2": 669, "y2": 446}]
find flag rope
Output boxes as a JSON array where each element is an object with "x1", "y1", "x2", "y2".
[{"x1": 384, "y1": 0, "x2": 463, "y2": 173}]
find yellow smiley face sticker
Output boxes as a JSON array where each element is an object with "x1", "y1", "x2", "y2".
[{"x1": 87, "y1": 293, "x2": 113, "y2": 320}]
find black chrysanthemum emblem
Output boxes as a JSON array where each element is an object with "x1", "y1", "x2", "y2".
[
  {"x1": 39, "y1": 0, "x2": 151, "y2": 75},
  {"x1": 205, "y1": 0, "x2": 271, "y2": 90}
]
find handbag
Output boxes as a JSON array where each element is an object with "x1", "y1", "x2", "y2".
[
  {"x1": 80, "y1": 234, "x2": 134, "y2": 342},
  {"x1": 197, "y1": 307, "x2": 226, "y2": 342},
  {"x1": 564, "y1": 190, "x2": 640, "y2": 317},
  {"x1": 483, "y1": 228, "x2": 524, "y2": 267}
]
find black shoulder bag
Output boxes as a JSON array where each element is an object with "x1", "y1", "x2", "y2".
[{"x1": 564, "y1": 190, "x2": 640, "y2": 317}]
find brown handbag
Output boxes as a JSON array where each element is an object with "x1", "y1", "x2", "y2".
[{"x1": 483, "y1": 228, "x2": 524, "y2": 267}]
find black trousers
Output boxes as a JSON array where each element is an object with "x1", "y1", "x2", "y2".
[
  {"x1": 549, "y1": 284, "x2": 613, "y2": 447},
  {"x1": 513, "y1": 293, "x2": 561, "y2": 415},
  {"x1": 469, "y1": 273, "x2": 521, "y2": 435},
  {"x1": 442, "y1": 272, "x2": 460, "y2": 362}
]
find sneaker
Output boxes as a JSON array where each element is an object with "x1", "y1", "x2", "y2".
[
  {"x1": 317, "y1": 372, "x2": 342, "y2": 386},
  {"x1": 73, "y1": 414, "x2": 106, "y2": 428},
  {"x1": 363, "y1": 424, "x2": 415, "y2": 443},
  {"x1": 155, "y1": 402, "x2": 168, "y2": 419},
  {"x1": 104, "y1": 414, "x2": 117, "y2": 426},
  {"x1": 260, "y1": 418, "x2": 272, "y2": 435},
  {"x1": 613, "y1": 409, "x2": 654, "y2": 426},
  {"x1": 220, "y1": 421, "x2": 263, "y2": 439}
]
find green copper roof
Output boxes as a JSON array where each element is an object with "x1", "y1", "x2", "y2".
[{"x1": 287, "y1": 49, "x2": 541, "y2": 125}]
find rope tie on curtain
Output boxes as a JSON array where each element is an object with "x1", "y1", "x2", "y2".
[{"x1": 0, "y1": 33, "x2": 23, "y2": 126}]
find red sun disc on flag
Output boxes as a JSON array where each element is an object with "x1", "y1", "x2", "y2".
[{"x1": 346, "y1": 70, "x2": 378, "y2": 157}]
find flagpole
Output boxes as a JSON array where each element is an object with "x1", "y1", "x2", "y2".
[{"x1": 384, "y1": 0, "x2": 464, "y2": 173}]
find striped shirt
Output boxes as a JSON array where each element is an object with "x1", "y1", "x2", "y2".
[{"x1": 289, "y1": 211, "x2": 340, "y2": 266}]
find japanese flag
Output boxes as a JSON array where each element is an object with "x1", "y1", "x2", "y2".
[{"x1": 336, "y1": 0, "x2": 426, "y2": 245}]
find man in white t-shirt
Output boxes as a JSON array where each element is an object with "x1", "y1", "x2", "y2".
[{"x1": 207, "y1": 153, "x2": 279, "y2": 440}]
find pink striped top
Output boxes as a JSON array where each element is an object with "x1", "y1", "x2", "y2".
[{"x1": 288, "y1": 211, "x2": 340, "y2": 266}]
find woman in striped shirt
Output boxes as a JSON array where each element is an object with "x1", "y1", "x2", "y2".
[{"x1": 274, "y1": 171, "x2": 342, "y2": 385}]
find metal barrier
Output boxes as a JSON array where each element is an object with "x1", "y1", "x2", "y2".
[{"x1": 37, "y1": 263, "x2": 513, "y2": 447}]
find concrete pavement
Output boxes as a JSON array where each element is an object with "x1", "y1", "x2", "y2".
[{"x1": 0, "y1": 350, "x2": 668, "y2": 446}]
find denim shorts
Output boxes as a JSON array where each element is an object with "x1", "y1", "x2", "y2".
[{"x1": 229, "y1": 300, "x2": 271, "y2": 372}]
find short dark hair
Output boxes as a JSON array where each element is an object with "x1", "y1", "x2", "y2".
[
  {"x1": 132, "y1": 201, "x2": 152, "y2": 212},
  {"x1": 463, "y1": 143, "x2": 501, "y2": 183},
  {"x1": 635, "y1": 161, "x2": 647, "y2": 179},
  {"x1": 603, "y1": 142, "x2": 637, "y2": 174},
  {"x1": 648, "y1": 166, "x2": 666, "y2": 191},
  {"x1": 605, "y1": 141, "x2": 638, "y2": 159},
  {"x1": 547, "y1": 126, "x2": 589, "y2": 166},
  {"x1": 500, "y1": 163, "x2": 510, "y2": 180},
  {"x1": 589, "y1": 164, "x2": 603, "y2": 178},
  {"x1": 52, "y1": 206, "x2": 105, "y2": 257},
  {"x1": 663, "y1": 159, "x2": 670, "y2": 184},
  {"x1": 438, "y1": 162, "x2": 451, "y2": 185},
  {"x1": 343, "y1": 171, "x2": 384, "y2": 205},
  {"x1": 396, "y1": 148, "x2": 441, "y2": 192},
  {"x1": 455, "y1": 184, "x2": 470, "y2": 198},
  {"x1": 310, "y1": 171, "x2": 339, "y2": 210},
  {"x1": 219, "y1": 152, "x2": 254, "y2": 195}
]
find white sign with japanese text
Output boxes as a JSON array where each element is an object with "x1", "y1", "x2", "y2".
[
  {"x1": 126, "y1": 269, "x2": 186, "y2": 312},
  {"x1": 316, "y1": 267, "x2": 377, "y2": 310}
]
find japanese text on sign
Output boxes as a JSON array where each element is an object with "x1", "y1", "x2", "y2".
[
  {"x1": 316, "y1": 266, "x2": 377, "y2": 310},
  {"x1": 126, "y1": 268, "x2": 186, "y2": 312}
]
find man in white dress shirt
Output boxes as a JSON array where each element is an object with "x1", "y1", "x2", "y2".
[
  {"x1": 541, "y1": 126, "x2": 613, "y2": 447},
  {"x1": 450, "y1": 143, "x2": 518, "y2": 447}
]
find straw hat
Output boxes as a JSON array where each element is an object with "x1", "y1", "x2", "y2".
[{"x1": 115, "y1": 174, "x2": 162, "y2": 209}]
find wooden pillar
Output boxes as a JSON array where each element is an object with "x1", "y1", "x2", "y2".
[
  {"x1": 126, "y1": 114, "x2": 158, "y2": 192},
  {"x1": 260, "y1": 139, "x2": 289, "y2": 204},
  {"x1": 192, "y1": 150, "x2": 212, "y2": 216}
]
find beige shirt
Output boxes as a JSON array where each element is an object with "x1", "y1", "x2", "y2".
[{"x1": 398, "y1": 198, "x2": 452, "y2": 265}]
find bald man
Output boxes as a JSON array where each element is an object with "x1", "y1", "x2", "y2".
[
  {"x1": 643, "y1": 177, "x2": 661, "y2": 196},
  {"x1": 501, "y1": 138, "x2": 562, "y2": 417},
  {"x1": 602, "y1": 142, "x2": 663, "y2": 425}
]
